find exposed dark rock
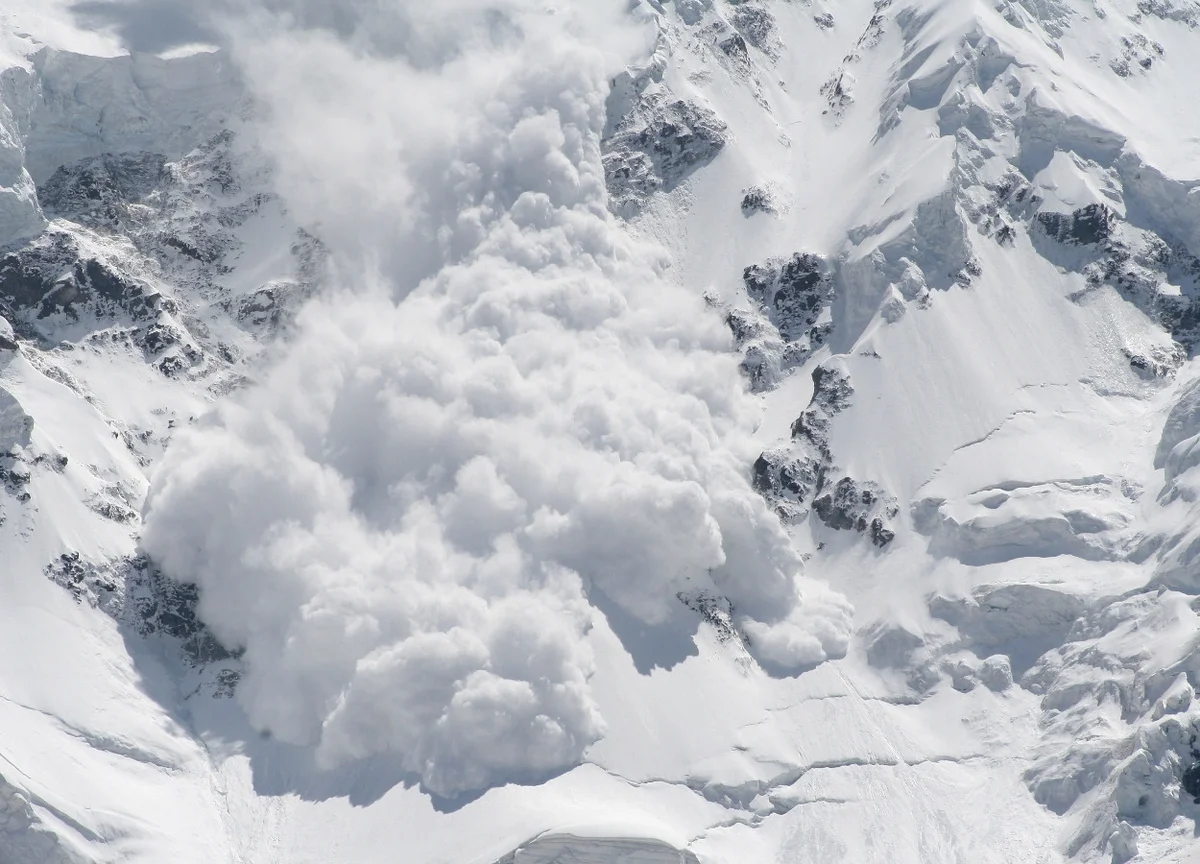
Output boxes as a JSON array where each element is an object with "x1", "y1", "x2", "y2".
[
  {"x1": 1183, "y1": 761, "x2": 1200, "y2": 801},
  {"x1": 1126, "y1": 345, "x2": 1185, "y2": 379},
  {"x1": 39, "y1": 152, "x2": 168, "y2": 226},
  {"x1": 1035, "y1": 204, "x2": 1116, "y2": 246},
  {"x1": 990, "y1": 171, "x2": 1042, "y2": 224},
  {"x1": 791, "y1": 363, "x2": 854, "y2": 454},
  {"x1": 673, "y1": 0, "x2": 710, "y2": 26},
  {"x1": 751, "y1": 448, "x2": 821, "y2": 522},
  {"x1": 1111, "y1": 34, "x2": 1165, "y2": 77},
  {"x1": 724, "y1": 306, "x2": 758, "y2": 345},
  {"x1": 819, "y1": 0, "x2": 892, "y2": 118},
  {"x1": 0, "y1": 454, "x2": 31, "y2": 499},
  {"x1": 740, "y1": 185, "x2": 775, "y2": 216},
  {"x1": 811, "y1": 476, "x2": 899, "y2": 546},
  {"x1": 45, "y1": 553, "x2": 238, "y2": 668},
  {"x1": 603, "y1": 96, "x2": 728, "y2": 216},
  {"x1": 162, "y1": 234, "x2": 218, "y2": 263},
  {"x1": 157, "y1": 354, "x2": 189, "y2": 378},
  {"x1": 730, "y1": 4, "x2": 777, "y2": 55},
  {"x1": 1135, "y1": 0, "x2": 1200, "y2": 27},
  {"x1": 89, "y1": 499, "x2": 138, "y2": 523},
  {"x1": 724, "y1": 307, "x2": 807, "y2": 392},
  {"x1": 46, "y1": 552, "x2": 116, "y2": 601},
  {"x1": 719, "y1": 32, "x2": 749, "y2": 61},
  {"x1": 234, "y1": 283, "x2": 291, "y2": 331},
  {"x1": 24, "y1": 134, "x2": 307, "y2": 383},
  {"x1": 38, "y1": 135, "x2": 250, "y2": 285},
  {"x1": 820, "y1": 72, "x2": 855, "y2": 117},
  {"x1": 137, "y1": 322, "x2": 181, "y2": 355},
  {"x1": 1033, "y1": 202, "x2": 1200, "y2": 351},
  {"x1": 722, "y1": 251, "x2": 834, "y2": 393},
  {"x1": 135, "y1": 575, "x2": 217, "y2": 655},
  {"x1": 678, "y1": 590, "x2": 746, "y2": 646},
  {"x1": 743, "y1": 252, "x2": 834, "y2": 342},
  {"x1": 749, "y1": 363, "x2": 857, "y2": 523},
  {"x1": 0, "y1": 233, "x2": 166, "y2": 324},
  {"x1": 755, "y1": 362, "x2": 899, "y2": 546},
  {"x1": 41, "y1": 143, "x2": 236, "y2": 274}
]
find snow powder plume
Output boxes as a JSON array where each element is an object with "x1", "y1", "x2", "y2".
[{"x1": 141, "y1": 0, "x2": 853, "y2": 797}]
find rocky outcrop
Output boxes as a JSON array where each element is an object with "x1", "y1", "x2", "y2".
[
  {"x1": 743, "y1": 253, "x2": 834, "y2": 344},
  {"x1": 751, "y1": 446, "x2": 820, "y2": 522},
  {"x1": 604, "y1": 95, "x2": 727, "y2": 217},
  {"x1": 46, "y1": 552, "x2": 238, "y2": 677},
  {"x1": 749, "y1": 362, "x2": 854, "y2": 522},
  {"x1": 726, "y1": 252, "x2": 834, "y2": 392},
  {"x1": 1032, "y1": 200, "x2": 1200, "y2": 351},
  {"x1": 729, "y1": 3, "x2": 779, "y2": 58},
  {"x1": 0, "y1": 233, "x2": 168, "y2": 324},
  {"x1": 740, "y1": 185, "x2": 775, "y2": 216},
  {"x1": 749, "y1": 360, "x2": 898, "y2": 544},
  {"x1": 38, "y1": 152, "x2": 169, "y2": 225},
  {"x1": 1035, "y1": 203, "x2": 1116, "y2": 247},
  {"x1": 812, "y1": 477, "x2": 898, "y2": 547}
]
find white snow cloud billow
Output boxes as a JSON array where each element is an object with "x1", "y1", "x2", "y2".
[{"x1": 140, "y1": 0, "x2": 853, "y2": 797}]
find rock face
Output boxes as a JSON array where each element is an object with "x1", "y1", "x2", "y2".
[
  {"x1": 730, "y1": 4, "x2": 779, "y2": 56},
  {"x1": 38, "y1": 152, "x2": 170, "y2": 222},
  {"x1": 812, "y1": 477, "x2": 898, "y2": 547},
  {"x1": 0, "y1": 129, "x2": 322, "y2": 392},
  {"x1": 790, "y1": 362, "x2": 854, "y2": 462},
  {"x1": 1184, "y1": 759, "x2": 1200, "y2": 801},
  {"x1": 752, "y1": 362, "x2": 855, "y2": 522},
  {"x1": 0, "y1": 127, "x2": 290, "y2": 707},
  {"x1": 750, "y1": 359, "x2": 898, "y2": 544},
  {"x1": 1035, "y1": 204, "x2": 1116, "y2": 247},
  {"x1": 740, "y1": 185, "x2": 775, "y2": 216},
  {"x1": 751, "y1": 446, "x2": 819, "y2": 522},
  {"x1": 743, "y1": 253, "x2": 834, "y2": 344},
  {"x1": 725, "y1": 305, "x2": 804, "y2": 392},
  {"x1": 726, "y1": 253, "x2": 835, "y2": 392},
  {"x1": 47, "y1": 552, "x2": 237, "y2": 675},
  {"x1": 604, "y1": 95, "x2": 727, "y2": 216},
  {"x1": 0, "y1": 235, "x2": 167, "y2": 324}
]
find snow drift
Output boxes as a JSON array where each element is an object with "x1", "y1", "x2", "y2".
[{"x1": 139, "y1": 0, "x2": 852, "y2": 797}]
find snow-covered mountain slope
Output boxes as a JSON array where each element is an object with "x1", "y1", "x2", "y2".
[{"x1": 3, "y1": 1, "x2": 1200, "y2": 862}]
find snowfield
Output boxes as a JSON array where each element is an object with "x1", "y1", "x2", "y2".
[{"x1": 2, "y1": 0, "x2": 1200, "y2": 862}]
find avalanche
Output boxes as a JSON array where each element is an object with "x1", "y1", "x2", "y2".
[{"x1": 1, "y1": 0, "x2": 1200, "y2": 862}]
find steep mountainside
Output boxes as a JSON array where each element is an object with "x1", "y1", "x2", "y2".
[{"x1": 2, "y1": 1, "x2": 1200, "y2": 863}]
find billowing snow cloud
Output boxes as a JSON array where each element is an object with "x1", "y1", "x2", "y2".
[{"x1": 141, "y1": 0, "x2": 853, "y2": 797}]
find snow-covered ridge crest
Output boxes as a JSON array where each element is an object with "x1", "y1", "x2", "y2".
[{"x1": 139, "y1": 0, "x2": 853, "y2": 798}]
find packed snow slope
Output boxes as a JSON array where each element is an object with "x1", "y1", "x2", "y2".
[{"x1": 3, "y1": 0, "x2": 1200, "y2": 862}]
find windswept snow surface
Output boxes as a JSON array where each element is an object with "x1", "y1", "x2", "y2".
[{"x1": 3, "y1": 0, "x2": 1200, "y2": 863}]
